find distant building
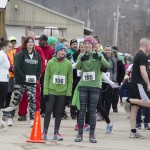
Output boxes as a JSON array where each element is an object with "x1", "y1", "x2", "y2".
[{"x1": 5, "y1": 0, "x2": 93, "y2": 46}]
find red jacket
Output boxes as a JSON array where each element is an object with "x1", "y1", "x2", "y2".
[
  {"x1": 16, "y1": 45, "x2": 45, "y2": 75},
  {"x1": 40, "y1": 45, "x2": 54, "y2": 66}
]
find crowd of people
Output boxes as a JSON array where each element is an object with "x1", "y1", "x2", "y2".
[{"x1": 0, "y1": 32, "x2": 150, "y2": 143}]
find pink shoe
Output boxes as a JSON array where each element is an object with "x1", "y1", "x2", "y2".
[
  {"x1": 83, "y1": 124, "x2": 88, "y2": 129},
  {"x1": 74, "y1": 123, "x2": 79, "y2": 131}
]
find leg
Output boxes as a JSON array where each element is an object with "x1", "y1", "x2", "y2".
[
  {"x1": 35, "y1": 80, "x2": 41, "y2": 111},
  {"x1": 43, "y1": 94, "x2": 55, "y2": 133},
  {"x1": 130, "y1": 105, "x2": 139, "y2": 130},
  {"x1": 112, "y1": 88, "x2": 119, "y2": 112},
  {"x1": 78, "y1": 86, "x2": 88, "y2": 135},
  {"x1": 0, "y1": 82, "x2": 8, "y2": 109},
  {"x1": 9, "y1": 84, "x2": 26, "y2": 117},
  {"x1": 54, "y1": 95, "x2": 66, "y2": 134},
  {"x1": 26, "y1": 85, "x2": 36, "y2": 120}
]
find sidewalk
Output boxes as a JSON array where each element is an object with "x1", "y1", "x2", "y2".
[{"x1": 0, "y1": 104, "x2": 150, "y2": 150}]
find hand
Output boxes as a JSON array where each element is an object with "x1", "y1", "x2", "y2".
[
  {"x1": 92, "y1": 51, "x2": 99, "y2": 60},
  {"x1": 65, "y1": 96, "x2": 72, "y2": 106},
  {"x1": 66, "y1": 53, "x2": 71, "y2": 60},
  {"x1": 43, "y1": 95, "x2": 49, "y2": 101},
  {"x1": 81, "y1": 51, "x2": 89, "y2": 62},
  {"x1": 147, "y1": 85, "x2": 150, "y2": 92}
]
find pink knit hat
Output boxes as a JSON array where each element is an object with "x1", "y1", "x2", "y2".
[{"x1": 83, "y1": 36, "x2": 96, "y2": 46}]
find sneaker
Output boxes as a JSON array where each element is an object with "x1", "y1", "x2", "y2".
[
  {"x1": 30, "y1": 120, "x2": 34, "y2": 128},
  {"x1": 18, "y1": 115, "x2": 27, "y2": 121},
  {"x1": 105, "y1": 124, "x2": 113, "y2": 134},
  {"x1": 7, "y1": 118, "x2": 13, "y2": 126},
  {"x1": 136, "y1": 123, "x2": 141, "y2": 129},
  {"x1": 89, "y1": 135, "x2": 97, "y2": 143},
  {"x1": 53, "y1": 133, "x2": 63, "y2": 141},
  {"x1": 144, "y1": 123, "x2": 149, "y2": 130},
  {"x1": 2, "y1": 111, "x2": 9, "y2": 117},
  {"x1": 74, "y1": 134, "x2": 83, "y2": 142},
  {"x1": 113, "y1": 109, "x2": 118, "y2": 113},
  {"x1": 42, "y1": 132, "x2": 47, "y2": 140},
  {"x1": 83, "y1": 125, "x2": 90, "y2": 132},
  {"x1": 129, "y1": 131, "x2": 144, "y2": 138},
  {"x1": 74, "y1": 123, "x2": 79, "y2": 131}
]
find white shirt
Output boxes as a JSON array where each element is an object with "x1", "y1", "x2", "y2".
[{"x1": 0, "y1": 50, "x2": 10, "y2": 82}]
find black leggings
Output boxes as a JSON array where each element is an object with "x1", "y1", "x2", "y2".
[
  {"x1": 97, "y1": 92, "x2": 110, "y2": 124},
  {"x1": 43, "y1": 94, "x2": 65, "y2": 134},
  {"x1": 0, "y1": 82, "x2": 8, "y2": 109}
]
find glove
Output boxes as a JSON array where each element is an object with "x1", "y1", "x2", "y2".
[
  {"x1": 43, "y1": 95, "x2": 49, "y2": 101},
  {"x1": 66, "y1": 53, "x2": 71, "y2": 60},
  {"x1": 81, "y1": 51, "x2": 89, "y2": 62},
  {"x1": 65, "y1": 96, "x2": 72, "y2": 106},
  {"x1": 92, "y1": 50, "x2": 99, "y2": 60}
]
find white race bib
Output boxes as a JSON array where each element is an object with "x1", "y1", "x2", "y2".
[
  {"x1": 26, "y1": 75, "x2": 36, "y2": 83},
  {"x1": 77, "y1": 70, "x2": 82, "y2": 77},
  {"x1": 53, "y1": 75, "x2": 65, "y2": 84},
  {"x1": 106, "y1": 72, "x2": 110, "y2": 78},
  {"x1": 83, "y1": 71, "x2": 95, "y2": 81}
]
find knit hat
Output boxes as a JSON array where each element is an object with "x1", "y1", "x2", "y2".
[
  {"x1": 70, "y1": 39, "x2": 78, "y2": 46},
  {"x1": 39, "y1": 34, "x2": 48, "y2": 41},
  {"x1": 112, "y1": 46, "x2": 118, "y2": 51},
  {"x1": 83, "y1": 36, "x2": 96, "y2": 46},
  {"x1": 8, "y1": 36, "x2": 16, "y2": 42},
  {"x1": 47, "y1": 36, "x2": 58, "y2": 45},
  {"x1": 55, "y1": 43, "x2": 66, "y2": 53}
]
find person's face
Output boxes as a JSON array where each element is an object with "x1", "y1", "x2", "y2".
[
  {"x1": 104, "y1": 47, "x2": 112, "y2": 57},
  {"x1": 3, "y1": 42, "x2": 12, "y2": 53},
  {"x1": 71, "y1": 43, "x2": 78, "y2": 51},
  {"x1": 27, "y1": 39, "x2": 34, "y2": 49},
  {"x1": 11, "y1": 41, "x2": 16, "y2": 49},
  {"x1": 79, "y1": 45, "x2": 84, "y2": 53},
  {"x1": 64, "y1": 41, "x2": 69, "y2": 49},
  {"x1": 83, "y1": 41, "x2": 93, "y2": 52},
  {"x1": 146, "y1": 41, "x2": 150, "y2": 54},
  {"x1": 39, "y1": 40, "x2": 46, "y2": 47},
  {"x1": 57, "y1": 49, "x2": 66, "y2": 58}
]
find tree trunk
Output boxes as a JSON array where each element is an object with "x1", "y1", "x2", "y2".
[{"x1": 0, "y1": 9, "x2": 7, "y2": 38}]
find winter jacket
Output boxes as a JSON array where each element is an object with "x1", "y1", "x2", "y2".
[
  {"x1": 44, "y1": 57, "x2": 73, "y2": 96},
  {"x1": 14, "y1": 49, "x2": 41, "y2": 85}
]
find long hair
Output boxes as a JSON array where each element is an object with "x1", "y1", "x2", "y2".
[
  {"x1": 22, "y1": 37, "x2": 34, "y2": 50},
  {"x1": 0, "y1": 38, "x2": 9, "y2": 50}
]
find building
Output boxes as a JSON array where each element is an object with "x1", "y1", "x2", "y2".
[{"x1": 5, "y1": 0, "x2": 93, "y2": 46}]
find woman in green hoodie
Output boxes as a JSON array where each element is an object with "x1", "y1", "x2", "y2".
[
  {"x1": 42, "y1": 43, "x2": 73, "y2": 141},
  {"x1": 74, "y1": 36, "x2": 109, "y2": 143}
]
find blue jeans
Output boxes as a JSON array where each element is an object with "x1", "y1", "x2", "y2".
[{"x1": 136, "y1": 107, "x2": 150, "y2": 124}]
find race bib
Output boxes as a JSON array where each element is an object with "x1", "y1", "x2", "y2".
[
  {"x1": 53, "y1": 75, "x2": 65, "y2": 84},
  {"x1": 106, "y1": 72, "x2": 110, "y2": 78},
  {"x1": 83, "y1": 71, "x2": 95, "y2": 81},
  {"x1": 77, "y1": 70, "x2": 82, "y2": 77},
  {"x1": 26, "y1": 75, "x2": 36, "y2": 83}
]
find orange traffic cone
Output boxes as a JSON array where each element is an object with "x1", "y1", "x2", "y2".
[{"x1": 26, "y1": 111, "x2": 45, "y2": 143}]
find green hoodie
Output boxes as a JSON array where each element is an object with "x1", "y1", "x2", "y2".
[
  {"x1": 75, "y1": 52, "x2": 110, "y2": 88},
  {"x1": 44, "y1": 57, "x2": 73, "y2": 96}
]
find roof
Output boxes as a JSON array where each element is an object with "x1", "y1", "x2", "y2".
[
  {"x1": 0, "y1": 0, "x2": 8, "y2": 9},
  {"x1": 24, "y1": 0, "x2": 85, "y2": 25}
]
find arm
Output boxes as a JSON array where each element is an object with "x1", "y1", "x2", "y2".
[
  {"x1": 36, "y1": 53, "x2": 42, "y2": 80},
  {"x1": 140, "y1": 66, "x2": 150, "y2": 86},
  {"x1": 66, "y1": 62, "x2": 73, "y2": 96},
  {"x1": 43, "y1": 61, "x2": 51, "y2": 95},
  {"x1": 14, "y1": 52, "x2": 26, "y2": 81},
  {"x1": 99, "y1": 52, "x2": 110, "y2": 68},
  {"x1": 75, "y1": 54, "x2": 83, "y2": 69}
]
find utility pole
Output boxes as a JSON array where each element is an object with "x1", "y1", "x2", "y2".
[
  {"x1": 113, "y1": 5, "x2": 120, "y2": 46},
  {"x1": 87, "y1": 8, "x2": 90, "y2": 28}
]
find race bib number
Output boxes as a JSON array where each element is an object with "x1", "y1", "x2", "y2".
[
  {"x1": 53, "y1": 75, "x2": 65, "y2": 84},
  {"x1": 83, "y1": 72, "x2": 95, "y2": 81},
  {"x1": 106, "y1": 72, "x2": 110, "y2": 78},
  {"x1": 77, "y1": 70, "x2": 82, "y2": 77},
  {"x1": 26, "y1": 75, "x2": 36, "y2": 83}
]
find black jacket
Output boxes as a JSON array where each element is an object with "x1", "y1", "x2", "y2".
[{"x1": 14, "y1": 49, "x2": 41, "y2": 84}]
